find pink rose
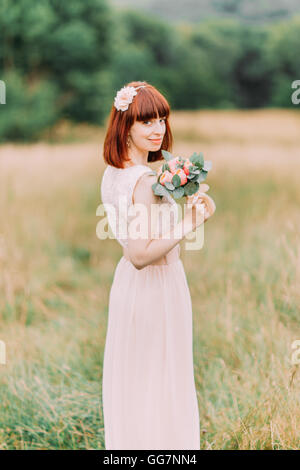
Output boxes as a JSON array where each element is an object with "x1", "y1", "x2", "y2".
[
  {"x1": 160, "y1": 170, "x2": 173, "y2": 186},
  {"x1": 174, "y1": 168, "x2": 187, "y2": 186},
  {"x1": 167, "y1": 157, "x2": 181, "y2": 174},
  {"x1": 183, "y1": 158, "x2": 192, "y2": 175}
]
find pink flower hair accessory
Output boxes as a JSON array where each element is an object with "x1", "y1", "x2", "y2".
[{"x1": 114, "y1": 85, "x2": 147, "y2": 112}]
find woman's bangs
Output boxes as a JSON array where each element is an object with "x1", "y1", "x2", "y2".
[{"x1": 134, "y1": 91, "x2": 169, "y2": 122}]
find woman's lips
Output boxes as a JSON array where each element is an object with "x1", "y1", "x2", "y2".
[{"x1": 149, "y1": 138, "x2": 162, "y2": 143}]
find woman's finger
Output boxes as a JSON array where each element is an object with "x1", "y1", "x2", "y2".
[
  {"x1": 197, "y1": 193, "x2": 216, "y2": 215},
  {"x1": 191, "y1": 185, "x2": 209, "y2": 203},
  {"x1": 192, "y1": 191, "x2": 207, "y2": 204},
  {"x1": 187, "y1": 190, "x2": 216, "y2": 217}
]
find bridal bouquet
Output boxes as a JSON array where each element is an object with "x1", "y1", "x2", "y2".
[{"x1": 152, "y1": 150, "x2": 212, "y2": 201}]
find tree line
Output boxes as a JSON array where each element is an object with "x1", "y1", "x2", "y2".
[{"x1": 0, "y1": 0, "x2": 299, "y2": 141}]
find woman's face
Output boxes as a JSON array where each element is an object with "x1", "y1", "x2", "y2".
[{"x1": 128, "y1": 115, "x2": 166, "y2": 152}]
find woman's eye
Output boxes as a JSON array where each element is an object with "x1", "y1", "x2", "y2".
[{"x1": 143, "y1": 118, "x2": 166, "y2": 125}]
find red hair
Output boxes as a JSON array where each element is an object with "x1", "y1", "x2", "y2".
[{"x1": 103, "y1": 80, "x2": 173, "y2": 169}]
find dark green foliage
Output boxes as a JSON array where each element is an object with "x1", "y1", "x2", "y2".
[
  {"x1": 0, "y1": 0, "x2": 300, "y2": 141},
  {"x1": 172, "y1": 174, "x2": 181, "y2": 188},
  {"x1": 184, "y1": 181, "x2": 199, "y2": 196},
  {"x1": 0, "y1": 0, "x2": 114, "y2": 141},
  {"x1": 112, "y1": 0, "x2": 300, "y2": 24},
  {"x1": 0, "y1": 70, "x2": 59, "y2": 141}
]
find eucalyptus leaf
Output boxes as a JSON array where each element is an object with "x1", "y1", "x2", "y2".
[
  {"x1": 198, "y1": 152, "x2": 204, "y2": 167},
  {"x1": 190, "y1": 152, "x2": 204, "y2": 168},
  {"x1": 189, "y1": 152, "x2": 198, "y2": 161},
  {"x1": 203, "y1": 160, "x2": 212, "y2": 171},
  {"x1": 165, "y1": 181, "x2": 175, "y2": 190},
  {"x1": 173, "y1": 187, "x2": 185, "y2": 199},
  {"x1": 190, "y1": 165, "x2": 198, "y2": 172},
  {"x1": 184, "y1": 181, "x2": 199, "y2": 196},
  {"x1": 152, "y1": 183, "x2": 169, "y2": 198},
  {"x1": 161, "y1": 150, "x2": 173, "y2": 161},
  {"x1": 189, "y1": 174, "x2": 200, "y2": 183},
  {"x1": 162, "y1": 162, "x2": 170, "y2": 172},
  {"x1": 172, "y1": 174, "x2": 181, "y2": 188},
  {"x1": 198, "y1": 170, "x2": 208, "y2": 183}
]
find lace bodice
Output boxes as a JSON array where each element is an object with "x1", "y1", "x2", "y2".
[{"x1": 100, "y1": 164, "x2": 179, "y2": 249}]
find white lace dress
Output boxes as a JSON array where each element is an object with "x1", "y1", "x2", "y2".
[{"x1": 100, "y1": 164, "x2": 200, "y2": 450}]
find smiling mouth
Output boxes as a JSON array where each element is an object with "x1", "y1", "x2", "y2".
[{"x1": 149, "y1": 138, "x2": 162, "y2": 142}]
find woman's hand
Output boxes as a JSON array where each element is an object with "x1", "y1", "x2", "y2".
[{"x1": 184, "y1": 184, "x2": 216, "y2": 231}]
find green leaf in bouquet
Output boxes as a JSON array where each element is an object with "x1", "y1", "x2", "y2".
[
  {"x1": 161, "y1": 150, "x2": 173, "y2": 161},
  {"x1": 189, "y1": 152, "x2": 204, "y2": 168},
  {"x1": 172, "y1": 174, "x2": 181, "y2": 188},
  {"x1": 177, "y1": 157, "x2": 185, "y2": 168},
  {"x1": 189, "y1": 168, "x2": 200, "y2": 175},
  {"x1": 189, "y1": 152, "x2": 198, "y2": 161},
  {"x1": 152, "y1": 182, "x2": 170, "y2": 198},
  {"x1": 173, "y1": 186, "x2": 185, "y2": 199},
  {"x1": 203, "y1": 160, "x2": 212, "y2": 172},
  {"x1": 189, "y1": 164, "x2": 199, "y2": 172},
  {"x1": 162, "y1": 162, "x2": 170, "y2": 172},
  {"x1": 189, "y1": 174, "x2": 200, "y2": 183},
  {"x1": 184, "y1": 181, "x2": 199, "y2": 196},
  {"x1": 197, "y1": 170, "x2": 208, "y2": 183},
  {"x1": 165, "y1": 181, "x2": 175, "y2": 190}
]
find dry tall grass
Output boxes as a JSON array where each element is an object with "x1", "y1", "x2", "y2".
[{"x1": 0, "y1": 109, "x2": 299, "y2": 449}]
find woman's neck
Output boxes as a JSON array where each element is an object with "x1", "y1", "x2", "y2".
[{"x1": 125, "y1": 149, "x2": 149, "y2": 167}]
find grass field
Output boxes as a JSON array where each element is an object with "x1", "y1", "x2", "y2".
[{"x1": 0, "y1": 109, "x2": 299, "y2": 449}]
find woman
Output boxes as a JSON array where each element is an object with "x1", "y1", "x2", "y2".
[{"x1": 100, "y1": 80, "x2": 216, "y2": 450}]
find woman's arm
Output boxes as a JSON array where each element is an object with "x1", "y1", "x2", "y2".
[{"x1": 127, "y1": 173, "x2": 195, "y2": 270}]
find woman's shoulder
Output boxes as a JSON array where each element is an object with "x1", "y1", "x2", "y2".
[
  {"x1": 101, "y1": 164, "x2": 156, "y2": 204},
  {"x1": 130, "y1": 167, "x2": 157, "y2": 205},
  {"x1": 102, "y1": 163, "x2": 154, "y2": 178}
]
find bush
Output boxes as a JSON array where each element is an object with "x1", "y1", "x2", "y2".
[{"x1": 0, "y1": 71, "x2": 59, "y2": 142}]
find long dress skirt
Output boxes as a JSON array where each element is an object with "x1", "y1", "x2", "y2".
[{"x1": 102, "y1": 252, "x2": 200, "y2": 450}]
